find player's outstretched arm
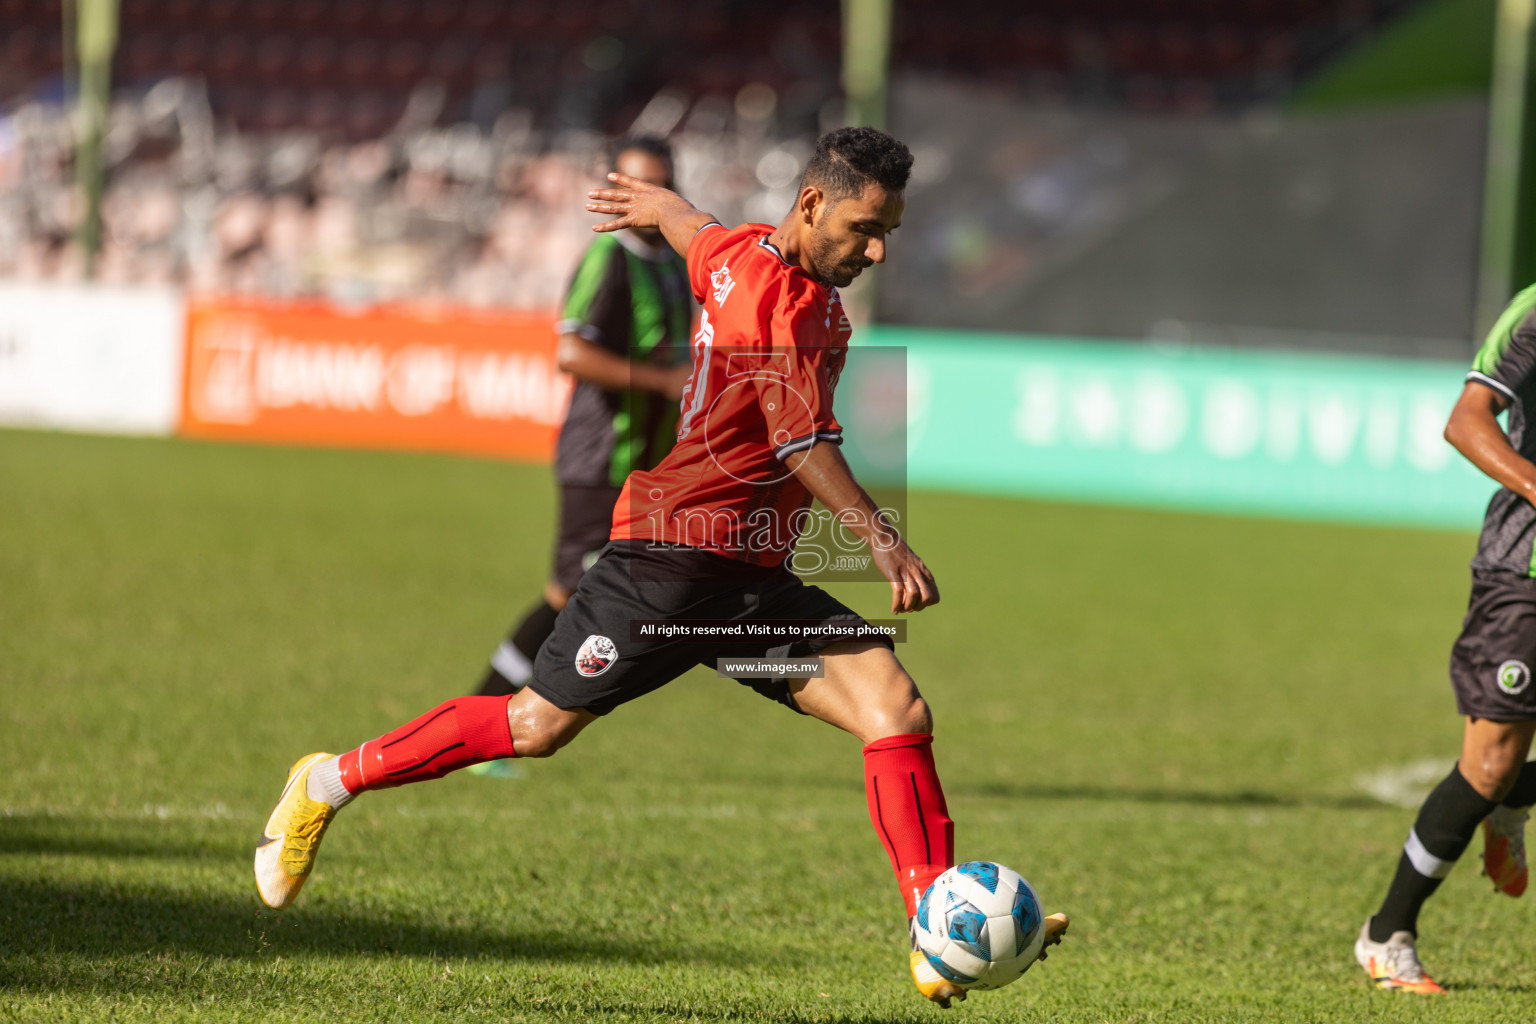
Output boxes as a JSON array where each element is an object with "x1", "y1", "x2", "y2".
[
  {"x1": 1445, "y1": 381, "x2": 1536, "y2": 504},
  {"x1": 586, "y1": 172, "x2": 719, "y2": 260},
  {"x1": 556, "y1": 332, "x2": 690, "y2": 400},
  {"x1": 784, "y1": 442, "x2": 939, "y2": 614}
]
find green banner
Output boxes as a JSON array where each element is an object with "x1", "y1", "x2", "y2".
[{"x1": 860, "y1": 326, "x2": 1493, "y2": 530}]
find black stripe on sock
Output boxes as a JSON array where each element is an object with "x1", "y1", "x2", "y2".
[
  {"x1": 909, "y1": 771, "x2": 931, "y2": 864},
  {"x1": 872, "y1": 776, "x2": 897, "y2": 858},
  {"x1": 382, "y1": 704, "x2": 456, "y2": 749},
  {"x1": 387, "y1": 741, "x2": 465, "y2": 776},
  {"x1": 1372, "y1": 765, "x2": 1496, "y2": 938}
]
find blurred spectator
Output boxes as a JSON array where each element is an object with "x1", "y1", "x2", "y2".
[{"x1": 0, "y1": 79, "x2": 802, "y2": 310}]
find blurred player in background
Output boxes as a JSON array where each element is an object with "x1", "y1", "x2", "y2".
[
  {"x1": 1356, "y1": 283, "x2": 1536, "y2": 993},
  {"x1": 254, "y1": 126, "x2": 1067, "y2": 1008},
  {"x1": 476, "y1": 135, "x2": 692, "y2": 701}
]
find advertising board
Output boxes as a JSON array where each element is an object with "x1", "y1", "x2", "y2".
[
  {"x1": 0, "y1": 283, "x2": 183, "y2": 435},
  {"x1": 180, "y1": 300, "x2": 571, "y2": 461}
]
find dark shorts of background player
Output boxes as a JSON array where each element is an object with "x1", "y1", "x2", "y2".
[
  {"x1": 550, "y1": 483, "x2": 624, "y2": 593},
  {"x1": 1450, "y1": 569, "x2": 1536, "y2": 720},
  {"x1": 530, "y1": 540, "x2": 895, "y2": 716}
]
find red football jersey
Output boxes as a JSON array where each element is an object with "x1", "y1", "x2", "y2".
[{"x1": 610, "y1": 222, "x2": 852, "y2": 566}]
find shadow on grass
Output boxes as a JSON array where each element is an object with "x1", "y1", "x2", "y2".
[
  {"x1": 0, "y1": 875, "x2": 765, "y2": 994},
  {"x1": 0, "y1": 815, "x2": 239, "y2": 861},
  {"x1": 954, "y1": 781, "x2": 1383, "y2": 811},
  {"x1": 1446, "y1": 980, "x2": 1535, "y2": 994},
  {"x1": 719, "y1": 772, "x2": 1387, "y2": 812},
  {"x1": 570, "y1": 998, "x2": 930, "y2": 1024}
]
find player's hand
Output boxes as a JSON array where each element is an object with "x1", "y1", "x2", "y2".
[
  {"x1": 586, "y1": 171, "x2": 680, "y2": 234},
  {"x1": 873, "y1": 541, "x2": 939, "y2": 614}
]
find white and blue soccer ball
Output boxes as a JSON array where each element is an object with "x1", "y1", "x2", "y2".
[{"x1": 912, "y1": 861, "x2": 1045, "y2": 991}]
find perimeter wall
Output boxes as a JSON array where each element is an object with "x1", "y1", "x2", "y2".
[{"x1": 0, "y1": 287, "x2": 1494, "y2": 532}]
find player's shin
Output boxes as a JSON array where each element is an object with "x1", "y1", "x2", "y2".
[
  {"x1": 863, "y1": 732, "x2": 955, "y2": 916},
  {"x1": 1371, "y1": 765, "x2": 1495, "y2": 939},
  {"x1": 313, "y1": 696, "x2": 519, "y2": 804},
  {"x1": 480, "y1": 600, "x2": 559, "y2": 695}
]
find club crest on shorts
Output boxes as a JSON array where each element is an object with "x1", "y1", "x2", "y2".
[
  {"x1": 1497, "y1": 659, "x2": 1531, "y2": 695},
  {"x1": 575, "y1": 635, "x2": 618, "y2": 678}
]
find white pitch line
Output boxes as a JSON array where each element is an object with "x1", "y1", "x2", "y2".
[{"x1": 1352, "y1": 758, "x2": 1448, "y2": 809}]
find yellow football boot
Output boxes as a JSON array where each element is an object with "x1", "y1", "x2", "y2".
[
  {"x1": 254, "y1": 753, "x2": 336, "y2": 909},
  {"x1": 1038, "y1": 912, "x2": 1071, "y2": 959},
  {"x1": 908, "y1": 912, "x2": 1069, "y2": 1008},
  {"x1": 909, "y1": 948, "x2": 968, "y2": 1008}
]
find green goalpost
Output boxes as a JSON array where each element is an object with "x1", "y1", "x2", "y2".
[
  {"x1": 1479, "y1": 0, "x2": 1536, "y2": 338},
  {"x1": 73, "y1": 0, "x2": 119, "y2": 279}
]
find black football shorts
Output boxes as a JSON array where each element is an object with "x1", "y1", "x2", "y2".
[
  {"x1": 1449, "y1": 569, "x2": 1536, "y2": 721},
  {"x1": 550, "y1": 483, "x2": 624, "y2": 593},
  {"x1": 530, "y1": 540, "x2": 894, "y2": 716}
]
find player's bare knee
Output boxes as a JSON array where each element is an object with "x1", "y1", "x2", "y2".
[
  {"x1": 861, "y1": 691, "x2": 930, "y2": 741},
  {"x1": 504, "y1": 692, "x2": 587, "y2": 758},
  {"x1": 514, "y1": 732, "x2": 559, "y2": 759},
  {"x1": 899, "y1": 695, "x2": 933, "y2": 735},
  {"x1": 510, "y1": 716, "x2": 576, "y2": 758},
  {"x1": 1485, "y1": 759, "x2": 1524, "y2": 801},
  {"x1": 1463, "y1": 751, "x2": 1523, "y2": 800},
  {"x1": 878, "y1": 669, "x2": 929, "y2": 735}
]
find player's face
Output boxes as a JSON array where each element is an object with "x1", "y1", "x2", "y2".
[
  {"x1": 807, "y1": 184, "x2": 904, "y2": 289},
  {"x1": 614, "y1": 149, "x2": 674, "y2": 246}
]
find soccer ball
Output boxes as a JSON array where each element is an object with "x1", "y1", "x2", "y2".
[{"x1": 912, "y1": 861, "x2": 1045, "y2": 991}]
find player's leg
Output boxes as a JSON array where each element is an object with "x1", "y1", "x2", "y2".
[
  {"x1": 478, "y1": 586, "x2": 567, "y2": 696},
  {"x1": 1461, "y1": 581, "x2": 1536, "y2": 894},
  {"x1": 480, "y1": 484, "x2": 616, "y2": 695},
  {"x1": 255, "y1": 688, "x2": 594, "y2": 909},
  {"x1": 1484, "y1": 754, "x2": 1536, "y2": 896},
  {"x1": 788, "y1": 642, "x2": 962, "y2": 1006},
  {"x1": 1464, "y1": 719, "x2": 1536, "y2": 896},
  {"x1": 790, "y1": 641, "x2": 1067, "y2": 1007},
  {"x1": 1358, "y1": 570, "x2": 1536, "y2": 991},
  {"x1": 788, "y1": 642, "x2": 944, "y2": 902},
  {"x1": 1357, "y1": 718, "x2": 1535, "y2": 993},
  {"x1": 258, "y1": 542, "x2": 705, "y2": 909}
]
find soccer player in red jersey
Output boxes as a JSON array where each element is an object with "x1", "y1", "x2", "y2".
[{"x1": 254, "y1": 127, "x2": 1068, "y2": 1007}]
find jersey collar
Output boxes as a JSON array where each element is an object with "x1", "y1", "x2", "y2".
[
  {"x1": 757, "y1": 235, "x2": 791, "y2": 266},
  {"x1": 758, "y1": 233, "x2": 837, "y2": 301}
]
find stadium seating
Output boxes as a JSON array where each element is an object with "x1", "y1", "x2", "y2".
[{"x1": 0, "y1": 0, "x2": 1421, "y2": 129}]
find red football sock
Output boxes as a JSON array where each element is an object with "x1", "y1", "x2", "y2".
[
  {"x1": 336, "y1": 696, "x2": 516, "y2": 794},
  {"x1": 864, "y1": 732, "x2": 955, "y2": 917}
]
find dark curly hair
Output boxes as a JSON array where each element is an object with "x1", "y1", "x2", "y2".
[
  {"x1": 609, "y1": 134, "x2": 674, "y2": 174},
  {"x1": 799, "y1": 126, "x2": 913, "y2": 203}
]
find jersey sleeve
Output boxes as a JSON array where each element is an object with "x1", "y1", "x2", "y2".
[
  {"x1": 1471, "y1": 304, "x2": 1536, "y2": 403},
  {"x1": 685, "y1": 222, "x2": 730, "y2": 303},
  {"x1": 757, "y1": 290, "x2": 843, "y2": 461},
  {"x1": 556, "y1": 239, "x2": 629, "y2": 355}
]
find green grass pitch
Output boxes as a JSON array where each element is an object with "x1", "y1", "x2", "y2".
[{"x1": 1, "y1": 427, "x2": 1529, "y2": 1022}]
